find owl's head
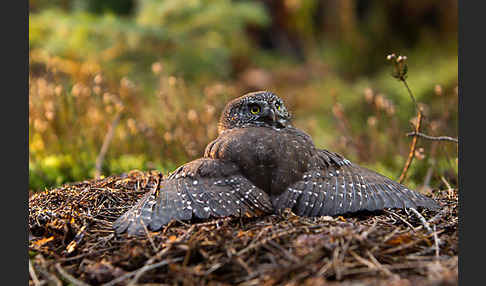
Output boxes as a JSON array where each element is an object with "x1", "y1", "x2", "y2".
[{"x1": 218, "y1": 91, "x2": 292, "y2": 134}]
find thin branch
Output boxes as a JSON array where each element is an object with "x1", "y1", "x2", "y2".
[
  {"x1": 406, "y1": 132, "x2": 458, "y2": 143},
  {"x1": 37, "y1": 267, "x2": 62, "y2": 286},
  {"x1": 399, "y1": 111, "x2": 422, "y2": 183},
  {"x1": 387, "y1": 54, "x2": 426, "y2": 184},
  {"x1": 102, "y1": 257, "x2": 183, "y2": 286},
  {"x1": 401, "y1": 80, "x2": 419, "y2": 112},
  {"x1": 94, "y1": 111, "x2": 122, "y2": 178},
  {"x1": 408, "y1": 208, "x2": 432, "y2": 233},
  {"x1": 236, "y1": 228, "x2": 300, "y2": 256},
  {"x1": 29, "y1": 260, "x2": 41, "y2": 286},
  {"x1": 384, "y1": 210, "x2": 416, "y2": 232},
  {"x1": 55, "y1": 263, "x2": 92, "y2": 286},
  {"x1": 127, "y1": 257, "x2": 184, "y2": 286},
  {"x1": 433, "y1": 225, "x2": 440, "y2": 259},
  {"x1": 103, "y1": 225, "x2": 195, "y2": 286},
  {"x1": 366, "y1": 250, "x2": 394, "y2": 277}
]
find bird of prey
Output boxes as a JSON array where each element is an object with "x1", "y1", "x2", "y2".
[{"x1": 114, "y1": 91, "x2": 439, "y2": 235}]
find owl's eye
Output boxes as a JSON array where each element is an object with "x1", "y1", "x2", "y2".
[
  {"x1": 275, "y1": 102, "x2": 282, "y2": 110},
  {"x1": 249, "y1": 104, "x2": 261, "y2": 114}
]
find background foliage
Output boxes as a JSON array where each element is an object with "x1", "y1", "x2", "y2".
[{"x1": 29, "y1": 0, "x2": 458, "y2": 192}]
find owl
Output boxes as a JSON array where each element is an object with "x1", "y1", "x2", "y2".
[{"x1": 114, "y1": 91, "x2": 439, "y2": 235}]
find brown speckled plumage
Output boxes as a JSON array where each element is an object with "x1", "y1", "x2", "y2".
[{"x1": 114, "y1": 91, "x2": 439, "y2": 235}]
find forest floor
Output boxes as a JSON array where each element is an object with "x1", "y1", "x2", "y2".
[{"x1": 29, "y1": 170, "x2": 458, "y2": 286}]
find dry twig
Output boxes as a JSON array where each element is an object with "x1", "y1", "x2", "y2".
[
  {"x1": 29, "y1": 260, "x2": 41, "y2": 286},
  {"x1": 55, "y1": 263, "x2": 92, "y2": 286},
  {"x1": 399, "y1": 111, "x2": 422, "y2": 183},
  {"x1": 406, "y1": 132, "x2": 458, "y2": 143},
  {"x1": 95, "y1": 111, "x2": 123, "y2": 178},
  {"x1": 127, "y1": 257, "x2": 184, "y2": 286}
]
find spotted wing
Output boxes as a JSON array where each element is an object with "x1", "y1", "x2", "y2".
[
  {"x1": 271, "y1": 149, "x2": 440, "y2": 216},
  {"x1": 113, "y1": 158, "x2": 272, "y2": 235}
]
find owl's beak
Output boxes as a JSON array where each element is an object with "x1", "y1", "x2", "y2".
[
  {"x1": 266, "y1": 107, "x2": 277, "y2": 122},
  {"x1": 262, "y1": 107, "x2": 287, "y2": 128}
]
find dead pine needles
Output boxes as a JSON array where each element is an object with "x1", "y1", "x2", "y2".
[{"x1": 29, "y1": 164, "x2": 458, "y2": 285}]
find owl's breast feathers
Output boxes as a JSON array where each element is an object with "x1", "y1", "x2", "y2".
[{"x1": 204, "y1": 126, "x2": 317, "y2": 195}]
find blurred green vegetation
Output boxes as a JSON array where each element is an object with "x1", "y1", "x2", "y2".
[{"x1": 29, "y1": 0, "x2": 458, "y2": 192}]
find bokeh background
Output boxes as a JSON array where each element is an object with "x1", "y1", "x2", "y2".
[{"x1": 29, "y1": 0, "x2": 458, "y2": 193}]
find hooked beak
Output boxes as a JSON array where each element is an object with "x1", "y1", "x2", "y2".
[{"x1": 262, "y1": 107, "x2": 288, "y2": 128}]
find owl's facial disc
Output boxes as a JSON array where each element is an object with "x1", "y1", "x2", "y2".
[{"x1": 218, "y1": 91, "x2": 291, "y2": 134}]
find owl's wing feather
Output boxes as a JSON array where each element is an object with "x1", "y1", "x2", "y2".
[
  {"x1": 114, "y1": 158, "x2": 273, "y2": 235},
  {"x1": 272, "y1": 149, "x2": 440, "y2": 216},
  {"x1": 113, "y1": 187, "x2": 158, "y2": 235}
]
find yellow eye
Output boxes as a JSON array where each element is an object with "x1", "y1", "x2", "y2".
[
  {"x1": 250, "y1": 105, "x2": 261, "y2": 114},
  {"x1": 276, "y1": 103, "x2": 282, "y2": 110}
]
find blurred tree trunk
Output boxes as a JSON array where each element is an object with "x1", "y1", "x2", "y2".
[{"x1": 246, "y1": 0, "x2": 306, "y2": 61}]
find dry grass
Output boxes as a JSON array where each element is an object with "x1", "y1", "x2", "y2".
[{"x1": 29, "y1": 171, "x2": 457, "y2": 286}]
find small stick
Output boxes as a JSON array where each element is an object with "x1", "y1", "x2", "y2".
[
  {"x1": 127, "y1": 257, "x2": 184, "y2": 286},
  {"x1": 433, "y1": 225, "x2": 440, "y2": 259},
  {"x1": 268, "y1": 240, "x2": 300, "y2": 263},
  {"x1": 440, "y1": 176, "x2": 453, "y2": 191},
  {"x1": 142, "y1": 216, "x2": 158, "y2": 253},
  {"x1": 102, "y1": 257, "x2": 183, "y2": 286},
  {"x1": 332, "y1": 247, "x2": 342, "y2": 280},
  {"x1": 408, "y1": 208, "x2": 432, "y2": 233},
  {"x1": 34, "y1": 254, "x2": 62, "y2": 286},
  {"x1": 29, "y1": 260, "x2": 41, "y2": 286},
  {"x1": 234, "y1": 256, "x2": 253, "y2": 275},
  {"x1": 357, "y1": 221, "x2": 377, "y2": 241},
  {"x1": 382, "y1": 227, "x2": 401, "y2": 243},
  {"x1": 428, "y1": 207, "x2": 449, "y2": 224},
  {"x1": 37, "y1": 267, "x2": 62, "y2": 286},
  {"x1": 441, "y1": 176, "x2": 455, "y2": 199},
  {"x1": 58, "y1": 246, "x2": 119, "y2": 262},
  {"x1": 236, "y1": 228, "x2": 299, "y2": 256},
  {"x1": 94, "y1": 111, "x2": 122, "y2": 178},
  {"x1": 316, "y1": 260, "x2": 332, "y2": 276},
  {"x1": 384, "y1": 210, "x2": 416, "y2": 232},
  {"x1": 406, "y1": 132, "x2": 458, "y2": 143},
  {"x1": 380, "y1": 238, "x2": 424, "y2": 255},
  {"x1": 55, "y1": 263, "x2": 91, "y2": 286},
  {"x1": 349, "y1": 250, "x2": 376, "y2": 269},
  {"x1": 366, "y1": 250, "x2": 394, "y2": 277},
  {"x1": 138, "y1": 224, "x2": 195, "y2": 269},
  {"x1": 340, "y1": 260, "x2": 433, "y2": 276}
]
